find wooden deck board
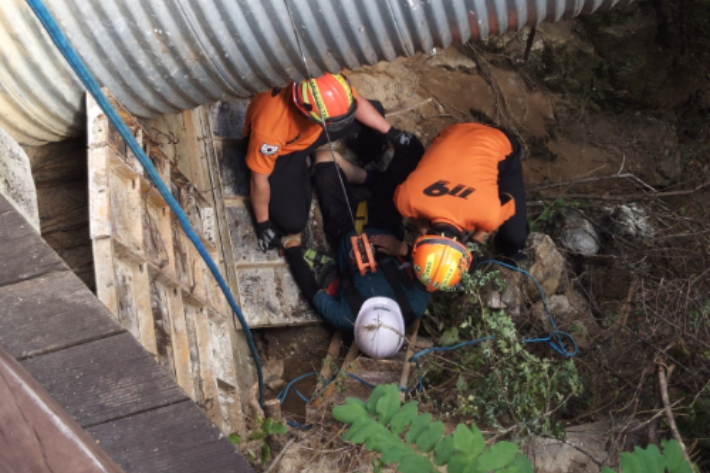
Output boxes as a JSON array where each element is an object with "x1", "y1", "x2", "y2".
[
  {"x1": 21, "y1": 332, "x2": 189, "y2": 427},
  {"x1": 0, "y1": 162, "x2": 253, "y2": 473},
  {"x1": 0, "y1": 343, "x2": 126, "y2": 473},
  {"x1": 87, "y1": 401, "x2": 251, "y2": 473},
  {"x1": 0, "y1": 270, "x2": 124, "y2": 359}
]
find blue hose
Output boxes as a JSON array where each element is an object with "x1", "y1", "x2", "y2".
[{"x1": 25, "y1": 0, "x2": 266, "y2": 408}]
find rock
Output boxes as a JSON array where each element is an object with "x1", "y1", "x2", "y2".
[
  {"x1": 561, "y1": 212, "x2": 600, "y2": 256},
  {"x1": 532, "y1": 289, "x2": 598, "y2": 350},
  {"x1": 524, "y1": 233, "x2": 568, "y2": 301},
  {"x1": 0, "y1": 125, "x2": 39, "y2": 232},
  {"x1": 427, "y1": 46, "x2": 477, "y2": 73},
  {"x1": 608, "y1": 203, "x2": 654, "y2": 239},
  {"x1": 481, "y1": 267, "x2": 524, "y2": 317},
  {"x1": 528, "y1": 420, "x2": 612, "y2": 473}
]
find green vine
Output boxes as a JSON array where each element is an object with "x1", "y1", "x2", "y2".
[{"x1": 429, "y1": 270, "x2": 581, "y2": 436}]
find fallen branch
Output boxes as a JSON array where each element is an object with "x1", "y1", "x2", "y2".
[
  {"x1": 657, "y1": 360, "x2": 692, "y2": 466},
  {"x1": 529, "y1": 173, "x2": 655, "y2": 193},
  {"x1": 265, "y1": 438, "x2": 295, "y2": 473},
  {"x1": 530, "y1": 181, "x2": 710, "y2": 202},
  {"x1": 387, "y1": 98, "x2": 433, "y2": 117}
]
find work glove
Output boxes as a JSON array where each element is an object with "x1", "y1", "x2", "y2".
[
  {"x1": 386, "y1": 127, "x2": 425, "y2": 157},
  {"x1": 255, "y1": 220, "x2": 282, "y2": 253}
]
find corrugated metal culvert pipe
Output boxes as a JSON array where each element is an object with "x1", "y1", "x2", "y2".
[{"x1": 1, "y1": 0, "x2": 633, "y2": 145}]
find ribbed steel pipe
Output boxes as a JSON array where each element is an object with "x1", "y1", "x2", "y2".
[{"x1": 1, "y1": 0, "x2": 633, "y2": 145}]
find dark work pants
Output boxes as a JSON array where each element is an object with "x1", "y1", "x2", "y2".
[
  {"x1": 494, "y1": 130, "x2": 529, "y2": 256},
  {"x1": 313, "y1": 140, "x2": 423, "y2": 245},
  {"x1": 265, "y1": 101, "x2": 388, "y2": 236}
]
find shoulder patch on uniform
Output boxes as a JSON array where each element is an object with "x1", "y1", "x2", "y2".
[{"x1": 260, "y1": 143, "x2": 280, "y2": 156}]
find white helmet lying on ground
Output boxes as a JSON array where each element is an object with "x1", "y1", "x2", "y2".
[{"x1": 354, "y1": 297, "x2": 405, "y2": 359}]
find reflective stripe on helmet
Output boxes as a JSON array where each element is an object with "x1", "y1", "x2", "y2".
[
  {"x1": 308, "y1": 78, "x2": 330, "y2": 122},
  {"x1": 299, "y1": 81, "x2": 322, "y2": 122},
  {"x1": 332, "y1": 73, "x2": 354, "y2": 104}
]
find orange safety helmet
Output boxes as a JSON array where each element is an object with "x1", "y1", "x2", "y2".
[
  {"x1": 411, "y1": 235, "x2": 472, "y2": 292},
  {"x1": 292, "y1": 72, "x2": 357, "y2": 131}
]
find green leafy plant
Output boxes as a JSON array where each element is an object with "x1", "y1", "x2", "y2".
[
  {"x1": 429, "y1": 270, "x2": 581, "y2": 436},
  {"x1": 332, "y1": 383, "x2": 534, "y2": 473},
  {"x1": 230, "y1": 417, "x2": 288, "y2": 465},
  {"x1": 600, "y1": 439, "x2": 694, "y2": 473}
]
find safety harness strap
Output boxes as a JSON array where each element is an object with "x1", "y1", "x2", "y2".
[{"x1": 340, "y1": 272, "x2": 366, "y2": 319}]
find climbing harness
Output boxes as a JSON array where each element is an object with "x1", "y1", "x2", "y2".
[
  {"x1": 350, "y1": 201, "x2": 375, "y2": 275},
  {"x1": 350, "y1": 233, "x2": 377, "y2": 276}
]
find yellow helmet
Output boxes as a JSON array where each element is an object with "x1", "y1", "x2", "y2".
[{"x1": 411, "y1": 235, "x2": 472, "y2": 292}]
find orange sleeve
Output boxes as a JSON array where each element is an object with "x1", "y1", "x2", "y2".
[{"x1": 245, "y1": 130, "x2": 282, "y2": 175}]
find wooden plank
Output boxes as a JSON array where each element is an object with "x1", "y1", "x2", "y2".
[
  {"x1": 93, "y1": 237, "x2": 119, "y2": 317},
  {"x1": 0, "y1": 195, "x2": 67, "y2": 287},
  {"x1": 28, "y1": 137, "x2": 95, "y2": 290},
  {"x1": 149, "y1": 279, "x2": 177, "y2": 378},
  {"x1": 169, "y1": 288, "x2": 196, "y2": 399},
  {"x1": 0, "y1": 343, "x2": 126, "y2": 473},
  {"x1": 87, "y1": 401, "x2": 254, "y2": 473},
  {"x1": 183, "y1": 109, "x2": 211, "y2": 196},
  {"x1": 0, "y1": 270, "x2": 123, "y2": 359},
  {"x1": 21, "y1": 332, "x2": 188, "y2": 427}
]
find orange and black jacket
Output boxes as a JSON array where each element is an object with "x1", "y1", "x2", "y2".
[
  {"x1": 394, "y1": 123, "x2": 516, "y2": 232},
  {"x1": 243, "y1": 86, "x2": 359, "y2": 175}
]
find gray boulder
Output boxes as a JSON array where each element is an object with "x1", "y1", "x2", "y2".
[{"x1": 561, "y1": 212, "x2": 600, "y2": 256}]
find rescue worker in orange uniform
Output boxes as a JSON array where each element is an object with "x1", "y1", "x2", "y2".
[
  {"x1": 394, "y1": 123, "x2": 528, "y2": 292},
  {"x1": 243, "y1": 72, "x2": 421, "y2": 252}
]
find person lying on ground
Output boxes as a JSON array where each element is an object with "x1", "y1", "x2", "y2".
[
  {"x1": 242, "y1": 71, "x2": 421, "y2": 253},
  {"x1": 393, "y1": 123, "x2": 529, "y2": 292},
  {"x1": 282, "y1": 144, "x2": 429, "y2": 346}
]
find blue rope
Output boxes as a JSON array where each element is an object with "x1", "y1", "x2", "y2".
[
  {"x1": 278, "y1": 258, "x2": 579, "y2": 401},
  {"x1": 24, "y1": 0, "x2": 266, "y2": 408},
  {"x1": 276, "y1": 372, "x2": 318, "y2": 404},
  {"x1": 478, "y1": 260, "x2": 578, "y2": 358}
]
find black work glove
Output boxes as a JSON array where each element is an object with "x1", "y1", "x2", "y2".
[
  {"x1": 284, "y1": 247, "x2": 320, "y2": 301},
  {"x1": 386, "y1": 127, "x2": 425, "y2": 157},
  {"x1": 255, "y1": 220, "x2": 282, "y2": 253}
]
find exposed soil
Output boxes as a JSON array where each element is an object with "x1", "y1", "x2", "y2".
[{"x1": 254, "y1": 1, "x2": 710, "y2": 471}]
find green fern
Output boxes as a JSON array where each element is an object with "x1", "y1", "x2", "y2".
[
  {"x1": 332, "y1": 384, "x2": 533, "y2": 473},
  {"x1": 600, "y1": 440, "x2": 694, "y2": 473}
]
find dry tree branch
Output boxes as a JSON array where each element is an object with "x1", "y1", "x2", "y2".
[
  {"x1": 656, "y1": 360, "x2": 692, "y2": 466},
  {"x1": 265, "y1": 438, "x2": 295, "y2": 473},
  {"x1": 387, "y1": 98, "x2": 433, "y2": 117}
]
